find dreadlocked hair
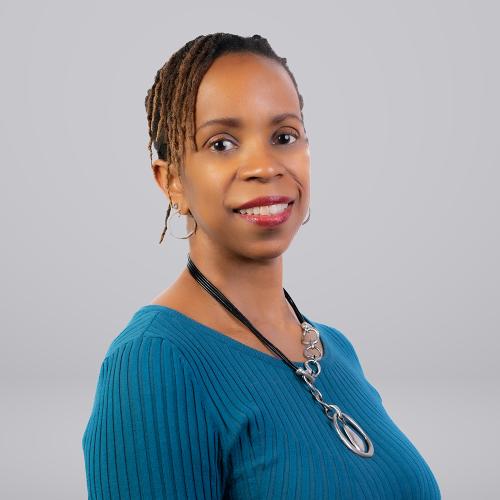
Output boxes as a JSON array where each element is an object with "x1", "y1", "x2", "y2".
[{"x1": 144, "y1": 32, "x2": 305, "y2": 178}]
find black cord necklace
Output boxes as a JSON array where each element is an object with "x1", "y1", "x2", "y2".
[
  {"x1": 186, "y1": 253, "x2": 374, "y2": 457},
  {"x1": 187, "y1": 253, "x2": 305, "y2": 372}
]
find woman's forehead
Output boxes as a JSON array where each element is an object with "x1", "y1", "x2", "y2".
[{"x1": 195, "y1": 53, "x2": 300, "y2": 122}]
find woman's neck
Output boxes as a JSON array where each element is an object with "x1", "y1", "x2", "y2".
[{"x1": 185, "y1": 248, "x2": 294, "y2": 326}]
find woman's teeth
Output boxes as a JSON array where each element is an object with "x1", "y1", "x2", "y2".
[{"x1": 238, "y1": 203, "x2": 290, "y2": 216}]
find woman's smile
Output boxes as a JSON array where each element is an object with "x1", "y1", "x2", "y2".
[{"x1": 233, "y1": 201, "x2": 294, "y2": 227}]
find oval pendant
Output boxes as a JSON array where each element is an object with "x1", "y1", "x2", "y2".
[{"x1": 332, "y1": 411, "x2": 374, "y2": 457}]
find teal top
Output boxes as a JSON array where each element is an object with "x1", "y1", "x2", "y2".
[{"x1": 82, "y1": 304, "x2": 441, "y2": 499}]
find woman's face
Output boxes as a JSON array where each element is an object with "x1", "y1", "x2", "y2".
[{"x1": 161, "y1": 51, "x2": 310, "y2": 260}]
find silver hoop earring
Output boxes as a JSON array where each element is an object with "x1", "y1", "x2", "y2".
[
  {"x1": 301, "y1": 206, "x2": 311, "y2": 225},
  {"x1": 158, "y1": 202, "x2": 197, "y2": 244},
  {"x1": 169, "y1": 203, "x2": 196, "y2": 239}
]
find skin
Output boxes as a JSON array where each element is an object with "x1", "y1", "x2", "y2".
[{"x1": 150, "y1": 52, "x2": 322, "y2": 362}]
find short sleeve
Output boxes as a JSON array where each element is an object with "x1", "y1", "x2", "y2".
[{"x1": 82, "y1": 334, "x2": 224, "y2": 499}]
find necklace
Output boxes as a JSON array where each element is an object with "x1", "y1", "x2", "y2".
[{"x1": 186, "y1": 254, "x2": 374, "y2": 458}]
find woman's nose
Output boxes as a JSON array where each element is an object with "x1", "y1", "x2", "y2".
[{"x1": 237, "y1": 145, "x2": 285, "y2": 181}]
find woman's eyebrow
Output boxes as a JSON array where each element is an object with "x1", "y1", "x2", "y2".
[{"x1": 195, "y1": 112, "x2": 303, "y2": 135}]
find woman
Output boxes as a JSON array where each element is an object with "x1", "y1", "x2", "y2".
[{"x1": 82, "y1": 33, "x2": 441, "y2": 499}]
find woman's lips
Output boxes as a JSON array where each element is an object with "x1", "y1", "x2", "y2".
[{"x1": 234, "y1": 202, "x2": 294, "y2": 227}]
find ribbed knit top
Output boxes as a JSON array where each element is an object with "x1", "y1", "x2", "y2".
[{"x1": 82, "y1": 304, "x2": 441, "y2": 499}]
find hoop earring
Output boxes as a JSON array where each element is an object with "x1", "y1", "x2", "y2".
[
  {"x1": 301, "y1": 206, "x2": 311, "y2": 225},
  {"x1": 158, "y1": 202, "x2": 197, "y2": 244}
]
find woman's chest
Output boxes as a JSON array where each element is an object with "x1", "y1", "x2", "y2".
[{"x1": 212, "y1": 365, "x2": 441, "y2": 499}]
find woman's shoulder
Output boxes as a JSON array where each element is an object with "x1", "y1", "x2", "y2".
[
  {"x1": 101, "y1": 302, "x2": 224, "y2": 365},
  {"x1": 102, "y1": 304, "x2": 182, "y2": 360},
  {"x1": 312, "y1": 319, "x2": 363, "y2": 364},
  {"x1": 95, "y1": 305, "x2": 212, "y2": 403}
]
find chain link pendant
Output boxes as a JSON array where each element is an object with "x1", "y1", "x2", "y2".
[{"x1": 296, "y1": 321, "x2": 375, "y2": 458}]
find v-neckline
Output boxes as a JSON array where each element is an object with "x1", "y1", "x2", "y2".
[{"x1": 135, "y1": 303, "x2": 328, "y2": 366}]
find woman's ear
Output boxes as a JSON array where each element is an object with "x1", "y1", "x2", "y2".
[
  {"x1": 151, "y1": 159, "x2": 186, "y2": 206},
  {"x1": 151, "y1": 159, "x2": 169, "y2": 195}
]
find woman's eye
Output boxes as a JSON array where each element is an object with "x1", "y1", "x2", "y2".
[
  {"x1": 274, "y1": 132, "x2": 298, "y2": 145},
  {"x1": 208, "y1": 138, "x2": 235, "y2": 152}
]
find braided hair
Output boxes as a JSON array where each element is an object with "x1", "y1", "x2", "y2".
[{"x1": 144, "y1": 32, "x2": 305, "y2": 177}]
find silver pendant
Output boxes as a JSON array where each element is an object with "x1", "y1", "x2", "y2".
[
  {"x1": 330, "y1": 408, "x2": 374, "y2": 457},
  {"x1": 296, "y1": 321, "x2": 375, "y2": 458}
]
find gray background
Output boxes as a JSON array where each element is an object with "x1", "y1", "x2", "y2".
[{"x1": 1, "y1": 0, "x2": 498, "y2": 498}]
